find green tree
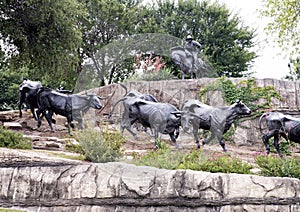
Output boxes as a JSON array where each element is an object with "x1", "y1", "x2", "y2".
[
  {"x1": 137, "y1": 0, "x2": 257, "y2": 77},
  {"x1": 285, "y1": 58, "x2": 300, "y2": 80},
  {"x1": 260, "y1": 0, "x2": 300, "y2": 81},
  {"x1": 260, "y1": 0, "x2": 300, "y2": 56},
  {"x1": 0, "y1": 0, "x2": 86, "y2": 88},
  {"x1": 77, "y1": 0, "x2": 141, "y2": 86}
]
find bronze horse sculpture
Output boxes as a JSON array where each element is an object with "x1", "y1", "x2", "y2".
[{"x1": 170, "y1": 46, "x2": 207, "y2": 79}]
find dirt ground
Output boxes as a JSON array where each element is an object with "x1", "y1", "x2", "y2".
[{"x1": 3, "y1": 110, "x2": 300, "y2": 166}]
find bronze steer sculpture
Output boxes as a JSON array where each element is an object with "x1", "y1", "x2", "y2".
[
  {"x1": 18, "y1": 78, "x2": 74, "y2": 120},
  {"x1": 176, "y1": 99, "x2": 251, "y2": 151},
  {"x1": 109, "y1": 83, "x2": 158, "y2": 136},
  {"x1": 259, "y1": 111, "x2": 300, "y2": 158},
  {"x1": 126, "y1": 98, "x2": 181, "y2": 148},
  {"x1": 18, "y1": 78, "x2": 42, "y2": 120},
  {"x1": 36, "y1": 87, "x2": 103, "y2": 136}
]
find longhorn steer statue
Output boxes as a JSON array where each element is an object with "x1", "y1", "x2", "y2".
[
  {"x1": 259, "y1": 111, "x2": 300, "y2": 158},
  {"x1": 36, "y1": 87, "x2": 103, "y2": 135},
  {"x1": 18, "y1": 78, "x2": 42, "y2": 120},
  {"x1": 110, "y1": 83, "x2": 158, "y2": 135},
  {"x1": 126, "y1": 98, "x2": 181, "y2": 148},
  {"x1": 177, "y1": 99, "x2": 251, "y2": 151}
]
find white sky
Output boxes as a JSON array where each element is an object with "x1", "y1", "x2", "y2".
[{"x1": 217, "y1": 0, "x2": 291, "y2": 79}]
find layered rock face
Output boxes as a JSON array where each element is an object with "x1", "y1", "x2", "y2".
[{"x1": 0, "y1": 148, "x2": 300, "y2": 211}]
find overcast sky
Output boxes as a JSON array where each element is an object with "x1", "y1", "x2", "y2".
[{"x1": 217, "y1": 0, "x2": 291, "y2": 79}]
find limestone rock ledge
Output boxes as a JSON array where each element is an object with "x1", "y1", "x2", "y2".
[{"x1": 0, "y1": 148, "x2": 300, "y2": 212}]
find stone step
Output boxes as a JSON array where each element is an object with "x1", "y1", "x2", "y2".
[
  {"x1": 3, "y1": 122, "x2": 22, "y2": 129},
  {"x1": 0, "y1": 110, "x2": 18, "y2": 121}
]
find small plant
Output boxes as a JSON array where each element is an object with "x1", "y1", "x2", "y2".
[
  {"x1": 255, "y1": 155, "x2": 300, "y2": 179},
  {"x1": 65, "y1": 139, "x2": 85, "y2": 155},
  {"x1": 267, "y1": 137, "x2": 293, "y2": 156},
  {"x1": 133, "y1": 141, "x2": 185, "y2": 170},
  {"x1": 177, "y1": 150, "x2": 252, "y2": 174},
  {"x1": 131, "y1": 53, "x2": 175, "y2": 81},
  {"x1": 139, "y1": 68, "x2": 175, "y2": 81},
  {"x1": 0, "y1": 126, "x2": 32, "y2": 149},
  {"x1": 75, "y1": 127, "x2": 125, "y2": 163}
]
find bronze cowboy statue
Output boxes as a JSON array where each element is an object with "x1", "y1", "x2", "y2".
[{"x1": 170, "y1": 35, "x2": 207, "y2": 79}]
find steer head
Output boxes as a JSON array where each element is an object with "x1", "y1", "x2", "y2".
[
  {"x1": 172, "y1": 111, "x2": 202, "y2": 133},
  {"x1": 231, "y1": 99, "x2": 251, "y2": 115},
  {"x1": 89, "y1": 95, "x2": 103, "y2": 109},
  {"x1": 19, "y1": 78, "x2": 42, "y2": 92}
]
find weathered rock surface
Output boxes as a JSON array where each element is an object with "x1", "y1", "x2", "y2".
[{"x1": 0, "y1": 148, "x2": 299, "y2": 211}]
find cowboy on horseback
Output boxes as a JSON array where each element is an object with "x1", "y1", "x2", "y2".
[{"x1": 184, "y1": 35, "x2": 202, "y2": 70}]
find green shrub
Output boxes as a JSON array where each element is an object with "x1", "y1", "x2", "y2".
[
  {"x1": 0, "y1": 126, "x2": 32, "y2": 149},
  {"x1": 133, "y1": 145, "x2": 252, "y2": 174},
  {"x1": 75, "y1": 127, "x2": 125, "y2": 163},
  {"x1": 139, "y1": 68, "x2": 175, "y2": 81},
  {"x1": 177, "y1": 150, "x2": 252, "y2": 174},
  {"x1": 255, "y1": 155, "x2": 300, "y2": 179},
  {"x1": 65, "y1": 139, "x2": 85, "y2": 155},
  {"x1": 133, "y1": 141, "x2": 185, "y2": 170},
  {"x1": 267, "y1": 137, "x2": 293, "y2": 156}
]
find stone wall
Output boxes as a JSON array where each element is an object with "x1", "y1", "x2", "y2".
[
  {"x1": 0, "y1": 148, "x2": 300, "y2": 211},
  {"x1": 93, "y1": 78, "x2": 300, "y2": 147}
]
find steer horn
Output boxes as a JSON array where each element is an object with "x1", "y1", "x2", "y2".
[{"x1": 119, "y1": 83, "x2": 128, "y2": 97}]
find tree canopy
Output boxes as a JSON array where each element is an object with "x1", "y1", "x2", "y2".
[
  {"x1": 137, "y1": 0, "x2": 257, "y2": 77},
  {"x1": 0, "y1": 0, "x2": 257, "y2": 106},
  {"x1": 260, "y1": 0, "x2": 300, "y2": 56},
  {"x1": 260, "y1": 0, "x2": 300, "y2": 80},
  {"x1": 0, "y1": 0, "x2": 86, "y2": 87}
]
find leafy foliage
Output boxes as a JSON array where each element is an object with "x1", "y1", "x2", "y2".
[
  {"x1": 260, "y1": 0, "x2": 300, "y2": 56},
  {"x1": 133, "y1": 142, "x2": 252, "y2": 174},
  {"x1": 0, "y1": 126, "x2": 32, "y2": 149},
  {"x1": 138, "y1": 0, "x2": 257, "y2": 77},
  {"x1": 267, "y1": 137, "x2": 293, "y2": 156},
  {"x1": 137, "y1": 68, "x2": 175, "y2": 81},
  {"x1": 0, "y1": 68, "x2": 22, "y2": 110},
  {"x1": 256, "y1": 155, "x2": 300, "y2": 179},
  {"x1": 177, "y1": 150, "x2": 252, "y2": 174},
  {"x1": 0, "y1": 0, "x2": 257, "y2": 92},
  {"x1": 75, "y1": 127, "x2": 125, "y2": 163},
  {"x1": 77, "y1": 0, "x2": 141, "y2": 86},
  {"x1": 133, "y1": 142, "x2": 185, "y2": 170},
  {"x1": 285, "y1": 57, "x2": 300, "y2": 81},
  {"x1": 199, "y1": 77, "x2": 282, "y2": 117},
  {"x1": 0, "y1": 0, "x2": 86, "y2": 88}
]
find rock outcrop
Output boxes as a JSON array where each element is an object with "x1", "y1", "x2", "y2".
[{"x1": 0, "y1": 148, "x2": 299, "y2": 211}]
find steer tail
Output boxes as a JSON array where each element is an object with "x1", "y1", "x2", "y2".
[{"x1": 258, "y1": 112, "x2": 267, "y2": 134}]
